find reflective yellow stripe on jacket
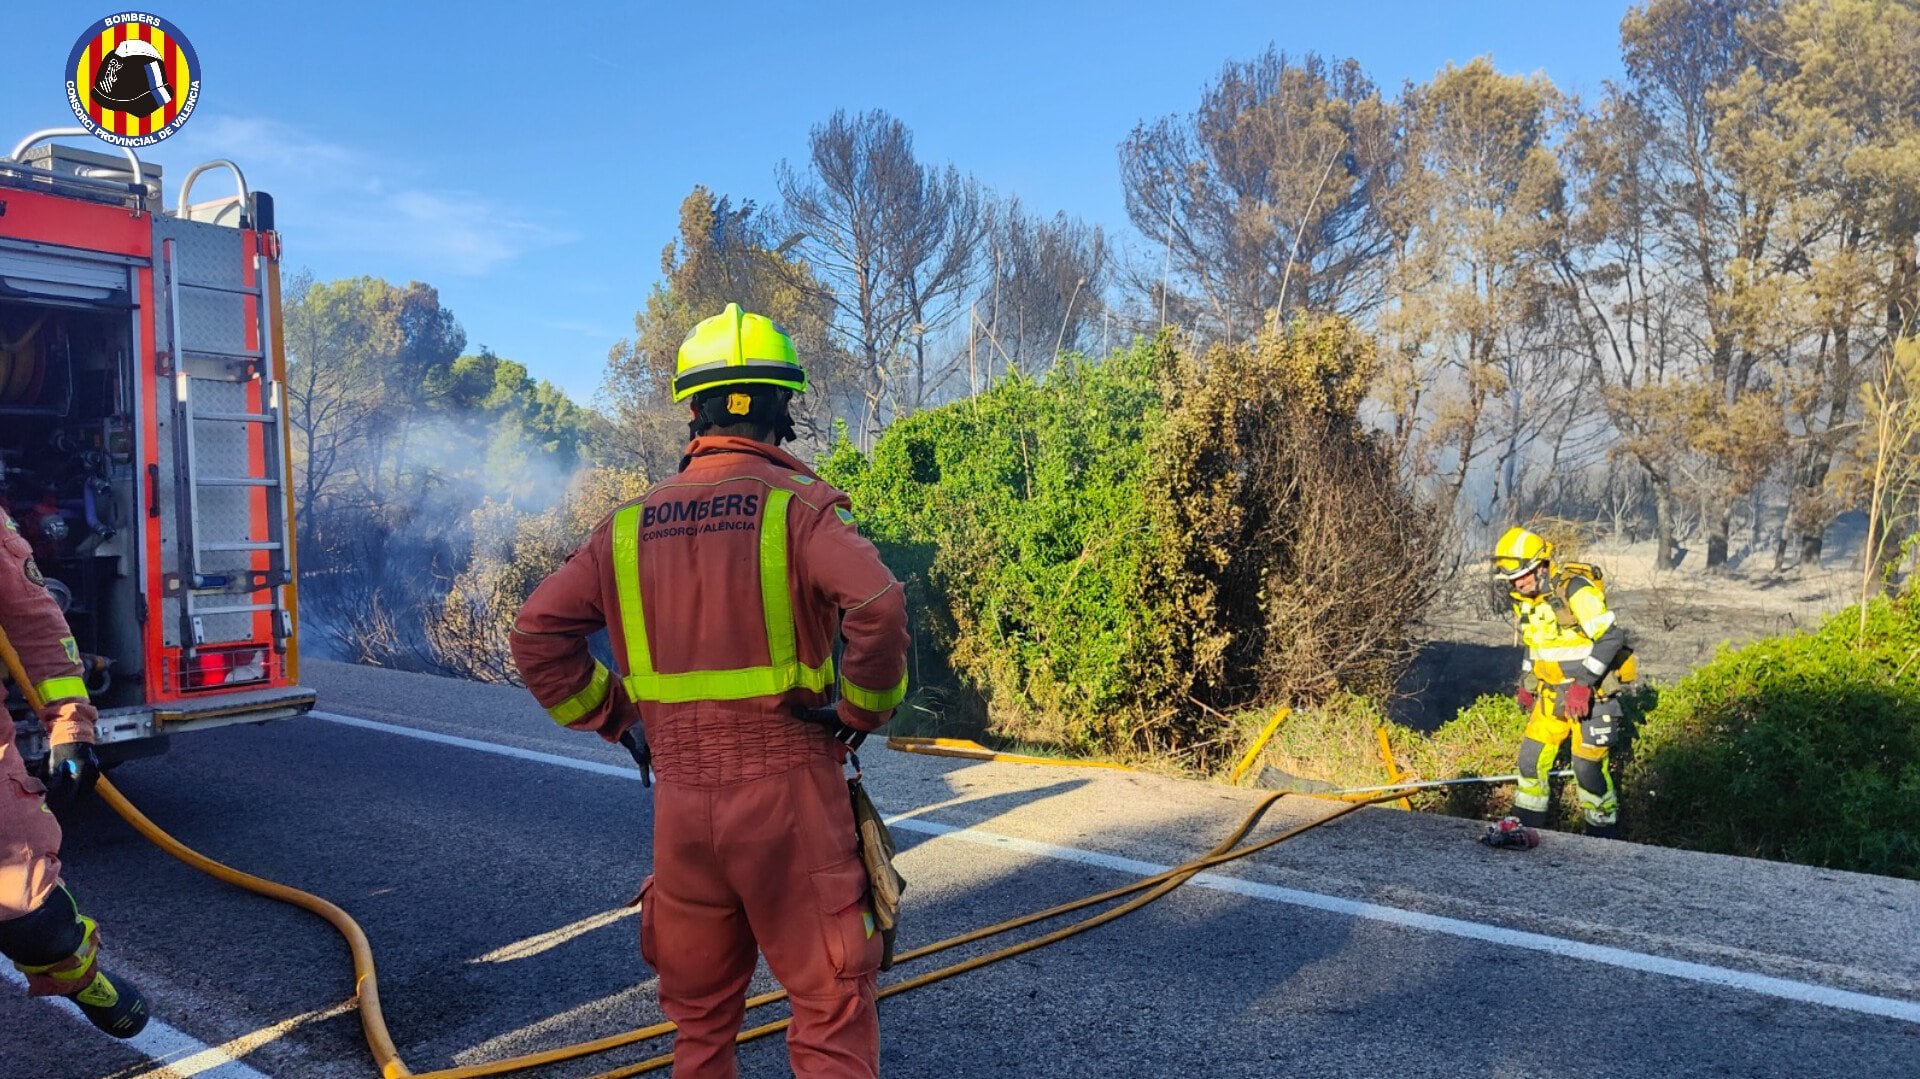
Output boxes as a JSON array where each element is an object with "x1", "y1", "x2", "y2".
[
  {"x1": 35, "y1": 676, "x2": 88, "y2": 704},
  {"x1": 610, "y1": 489, "x2": 835, "y2": 704},
  {"x1": 545, "y1": 662, "x2": 611, "y2": 725},
  {"x1": 842, "y1": 670, "x2": 908, "y2": 712}
]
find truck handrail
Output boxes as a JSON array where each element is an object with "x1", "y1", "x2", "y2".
[
  {"x1": 176, "y1": 159, "x2": 249, "y2": 219},
  {"x1": 5, "y1": 127, "x2": 146, "y2": 193}
]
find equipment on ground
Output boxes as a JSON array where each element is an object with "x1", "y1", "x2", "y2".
[
  {"x1": 1481, "y1": 815, "x2": 1539, "y2": 850},
  {"x1": 93, "y1": 735, "x2": 1398, "y2": 1078},
  {"x1": 0, "y1": 130, "x2": 315, "y2": 771}
]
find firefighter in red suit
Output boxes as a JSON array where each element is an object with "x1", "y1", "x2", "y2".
[
  {"x1": 512, "y1": 304, "x2": 909, "y2": 1078},
  {"x1": 0, "y1": 506, "x2": 148, "y2": 1037}
]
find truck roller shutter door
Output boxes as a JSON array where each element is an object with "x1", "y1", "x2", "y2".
[{"x1": 0, "y1": 244, "x2": 132, "y2": 305}]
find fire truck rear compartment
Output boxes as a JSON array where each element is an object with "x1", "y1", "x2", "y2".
[
  {"x1": 0, "y1": 297, "x2": 144, "y2": 712},
  {"x1": 1, "y1": 135, "x2": 313, "y2": 762}
]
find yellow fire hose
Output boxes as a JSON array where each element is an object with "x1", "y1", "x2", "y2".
[
  {"x1": 886, "y1": 735, "x2": 1133, "y2": 770},
  {"x1": 3, "y1": 627, "x2": 1405, "y2": 1078}
]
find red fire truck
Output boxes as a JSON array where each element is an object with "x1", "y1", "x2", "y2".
[{"x1": 0, "y1": 128, "x2": 314, "y2": 768}]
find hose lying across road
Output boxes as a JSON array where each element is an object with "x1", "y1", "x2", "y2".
[
  {"x1": 3, "y1": 627, "x2": 1436, "y2": 1077},
  {"x1": 100, "y1": 766, "x2": 1400, "y2": 1078}
]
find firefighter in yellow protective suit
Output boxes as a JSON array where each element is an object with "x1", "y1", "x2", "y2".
[{"x1": 1493, "y1": 527, "x2": 1633, "y2": 839}]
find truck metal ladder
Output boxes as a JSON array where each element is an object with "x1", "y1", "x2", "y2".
[{"x1": 159, "y1": 236, "x2": 294, "y2": 656}]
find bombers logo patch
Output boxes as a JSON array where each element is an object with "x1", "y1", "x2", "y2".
[{"x1": 66, "y1": 13, "x2": 201, "y2": 147}]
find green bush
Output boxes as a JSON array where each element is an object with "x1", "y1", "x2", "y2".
[
  {"x1": 821, "y1": 346, "x2": 1170, "y2": 753},
  {"x1": 821, "y1": 321, "x2": 1442, "y2": 764},
  {"x1": 1408, "y1": 695, "x2": 1531, "y2": 820},
  {"x1": 1624, "y1": 595, "x2": 1920, "y2": 878},
  {"x1": 1224, "y1": 598, "x2": 1917, "y2": 878}
]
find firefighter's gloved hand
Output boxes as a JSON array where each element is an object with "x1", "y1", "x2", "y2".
[
  {"x1": 798, "y1": 706, "x2": 867, "y2": 760},
  {"x1": 1561, "y1": 683, "x2": 1593, "y2": 720},
  {"x1": 1515, "y1": 686, "x2": 1536, "y2": 713},
  {"x1": 618, "y1": 729, "x2": 652, "y2": 787},
  {"x1": 44, "y1": 741, "x2": 100, "y2": 807},
  {"x1": 830, "y1": 721, "x2": 868, "y2": 753}
]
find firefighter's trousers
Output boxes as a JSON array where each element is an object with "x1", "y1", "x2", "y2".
[
  {"x1": 1515, "y1": 684, "x2": 1619, "y2": 828},
  {"x1": 0, "y1": 712, "x2": 100, "y2": 995},
  {"x1": 641, "y1": 758, "x2": 882, "y2": 1079}
]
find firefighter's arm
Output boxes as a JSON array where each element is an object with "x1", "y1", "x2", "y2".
[
  {"x1": 510, "y1": 531, "x2": 636, "y2": 742},
  {"x1": 0, "y1": 511, "x2": 96, "y2": 744},
  {"x1": 806, "y1": 499, "x2": 908, "y2": 731},
  {"x1": 1565, "y1": 577, "x2": 1628, "y2": 686}
]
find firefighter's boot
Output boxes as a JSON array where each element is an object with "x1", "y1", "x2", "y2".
[
  {"x1": 3, "y1": 887, "x2": 150, "y2": 1038},
  {"x1": 69, "y1": 967, "x2": 149, "y2": 1038}
]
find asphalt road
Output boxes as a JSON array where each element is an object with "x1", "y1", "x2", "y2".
[{"x1": 5, "y1": 659, "x2": 1918, "y2": 1078}]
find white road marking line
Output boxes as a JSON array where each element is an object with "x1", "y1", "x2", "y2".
[
  {"x1": 310, "y1": 710, "x2": 1920, "y2": 1025},
  {"x1": 132, "y1": 1000, "x2": 356, "y2": 1079},
  {"x1": 0, "y1": 964, "x2": 273, "y2": 1079},
  {"x1": 882, "y1": 816, "x2": 1920, "y2": 1024},
  {"x1": 471, "y1": 907, "x2": 637, "y2": 965},
  {"x1": 312, "y1": 711, "x2": 637, "y2": 779}
]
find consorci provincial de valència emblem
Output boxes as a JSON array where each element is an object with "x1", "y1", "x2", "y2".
[{"x1": 65, "y1": 12, "x2": 201, "y2": 147}]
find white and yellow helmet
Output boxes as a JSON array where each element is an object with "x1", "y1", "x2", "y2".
[{"x1": 1492, "y1": 526, "x2": 1552, "y2": 581}]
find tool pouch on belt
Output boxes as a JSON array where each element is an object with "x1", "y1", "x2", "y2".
[
  {"x1": 848, "y1": 772, "x2": 905, "y2": 971},
  {"x1": 1581, "y1": 697, "x2": 1624, "y2": 749}
]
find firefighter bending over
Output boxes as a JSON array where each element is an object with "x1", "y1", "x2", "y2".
[
  {"x1": 1492, "y1": 526, "x2": 1634, "y2": 840},
  {"x1": 512, "y1": 304, "x2": 909, "y2": 1078},
  {"x1": 0, "y1": 507, "x2": 149, "y2": 1036}
]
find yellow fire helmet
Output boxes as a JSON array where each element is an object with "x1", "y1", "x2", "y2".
[
  {"x1": 1492, "y1": 526, "x2": 1552, "y2": 581},
  {"x1": 671, "y1": 303, "x2": 807, "y2": 402}
]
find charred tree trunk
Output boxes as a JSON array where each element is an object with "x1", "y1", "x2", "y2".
[
  {"x1": 1706, "y1": 505, "x2": 1731, "y2": 569},
  {"x1": 1654, "y1": 476, "x2": 1678, "y2": 570}
]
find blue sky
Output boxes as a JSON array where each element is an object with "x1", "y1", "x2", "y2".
[{"x1": 3, "y1": 2, "x2": 1633, "y2": 407}]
